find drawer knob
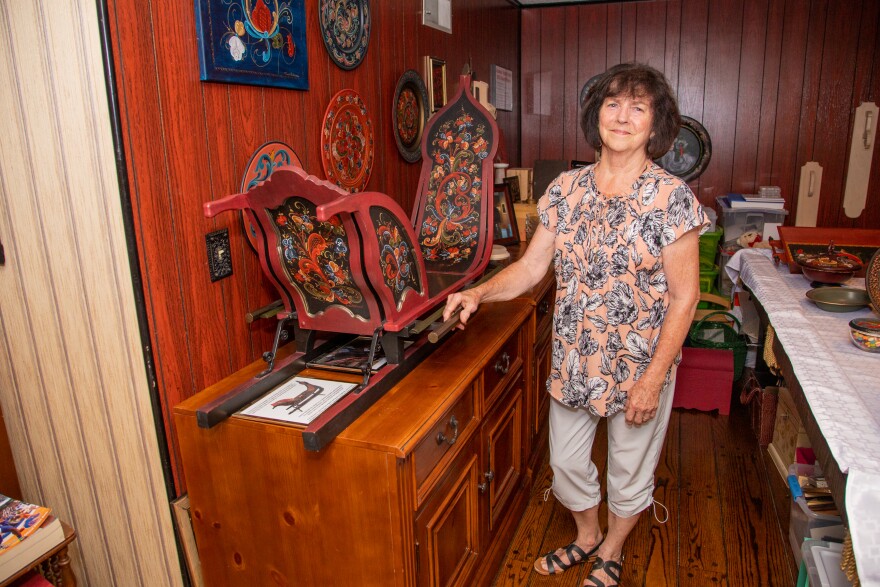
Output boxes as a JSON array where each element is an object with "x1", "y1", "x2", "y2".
[
  {"x1": 538, "y1": 300, "x2": 550, "y2": 316},
  {"x1": 436, "y1": 414, "x2": 459, "y2": 446},
  {"x1": 494, "y1": 352, "x2": 511, "y2": 375},
  {"x1": 478, "y1": 470, "x2": 495, "y2": 494}
]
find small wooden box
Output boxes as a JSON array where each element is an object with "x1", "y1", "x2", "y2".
[{"x1": 768, "y1": 386, "x2": 811, "y2": 479}]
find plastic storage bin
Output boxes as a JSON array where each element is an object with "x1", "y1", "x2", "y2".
[
  {"x1": 699, "y1": 228, "x2": 723, "y2": 270},
  {"x1": 718, "y1": 244, "x2": 740, "y2": 296},
  {"x1": 699, "y1": 266, "x2": 719, "y2": 294},
  {"x1": 800, "y1": 540, "x2": 852, "y2": 586},
  {"x1": 715, "y1": 196, "x2": 788, "y2": 245},
  {"x1": 787, "y1": 464, "x2": 843, "y2": 567}
]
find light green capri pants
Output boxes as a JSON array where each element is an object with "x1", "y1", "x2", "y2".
[{"x1": 548, "y1": 367, "x2": 677, "y2": 518}]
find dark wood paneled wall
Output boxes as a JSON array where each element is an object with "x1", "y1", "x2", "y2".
[
  {"x1": 520, "y1": 0, "x2": 880, "y2": 229},
  {"x1": 106, "y1": 0, "x2": 520, "y2": 492}
]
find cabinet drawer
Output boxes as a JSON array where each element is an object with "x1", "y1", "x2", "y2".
[
  {"x1": 413, "y1": 384, "x2": 477, "y2": 501},
  {"x1": 483, "y1": 328, "x2": 523, "y2": 411},
  {"x1": 535, "y1": 283, "x2": 555, "y2": 340}
]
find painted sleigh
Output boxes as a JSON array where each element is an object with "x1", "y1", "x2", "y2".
[{"x1": 199, "y1": 74, "x2": 500, "y2": 449}]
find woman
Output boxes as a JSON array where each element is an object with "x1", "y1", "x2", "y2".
[{"x1": 442, "y1": 62, "x2": 707, "y2": 587}]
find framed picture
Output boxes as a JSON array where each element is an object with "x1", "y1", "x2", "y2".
[
  {"x1": 490, "y1": 64, "x2": 513, "y2": 111},
  {"x1": 502, "y1": 176, "x2": 521, "y2": 203},
  {"x1": 493, "y1": 184, "x2": 520, "y2": 246},
  {"x1": 194, "y1": 0, "x2": 309, "y2": 90},
  {"x1": 423, "y1": 56, "x2": 447, "y2": 113},
  {"x1": 654, "y1": 115, "x2": 712, "y2": 182},
  {"x1": 505, "y1": 167, "x2": 532, "y2": 202}
]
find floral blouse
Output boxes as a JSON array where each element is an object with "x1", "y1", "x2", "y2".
[{"x1": 537, "y1": 162, "x2": 708, "y2": 417}]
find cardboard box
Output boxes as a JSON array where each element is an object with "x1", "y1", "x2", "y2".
[
  {"x1": 673, "y1": 347, "x2": 734, "y2": 414},
  {"x1": 767, "y1": 387, "x2": 811, "y2": 479}
]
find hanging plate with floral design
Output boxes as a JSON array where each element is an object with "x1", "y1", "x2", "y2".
[
  {"x1": 392, "y1": 70, "x2": 429, "y2": 163},
  {"x1": 319, "y1": 0, "x2": 371, "y2": 70},
  {"x1": 239, "y1": 141, "x2": 303, "y2": 250},
  {"x1": 321, "y1": 89, "x2": 374, "y2": 192}
]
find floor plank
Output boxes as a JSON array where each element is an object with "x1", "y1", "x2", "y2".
[{"x1": 492, "y1": 399, "x2": 798, "y2": 587}]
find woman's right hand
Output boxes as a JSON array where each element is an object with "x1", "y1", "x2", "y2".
[{"x1": 442, "y1": 289, "x2": 483, "y2": 328}]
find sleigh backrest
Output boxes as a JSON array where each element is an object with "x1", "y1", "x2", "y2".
[{"x1": 411, "y1": 74, "x2": 499, "y2": 279}]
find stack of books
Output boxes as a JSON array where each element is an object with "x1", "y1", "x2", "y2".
[
  {"x1": 725, "y1": 192, "x2": 786, "y2": 210},
  {"x1": 0, "y1": 494, "x2": 65, "y2": 582}
]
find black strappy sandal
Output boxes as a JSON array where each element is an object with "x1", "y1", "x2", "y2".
[
  {"x1": 584, "y1": 555, "x2": 623, "y2": 587},
  {"x1": 533, "y1": 538, "x2": 603, "y2": 576}
]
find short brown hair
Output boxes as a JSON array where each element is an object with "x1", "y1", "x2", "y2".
[{"x1": 580, "y1": 63, "x2": 681, "y2": 159}]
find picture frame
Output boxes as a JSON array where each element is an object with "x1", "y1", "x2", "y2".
[
  {"x1": 490, "y1": 64, "x2": 513, "y2": 111},
  {"x1": 505, "y1": 167, "x2": 532, "y2": 202},
  {"x1": 423, "y1": 56, "x2": 447, "y2": 113},
  {"x1": 493, "y1": 184, "x2": 520, "y2": 246},
  {"x1": 502, "y1": 176, "x2": 521, "y2": 204},
  {"x1": 193, "y1": 0, "x2": 309, "y2": 90},
  {"x1": 654, "y1": 115, "x2": 712, "y2": 182}
]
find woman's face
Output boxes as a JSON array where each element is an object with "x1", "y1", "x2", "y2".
[{"x1": 598, "y1": 93, "x2": 654, "y2": 157}]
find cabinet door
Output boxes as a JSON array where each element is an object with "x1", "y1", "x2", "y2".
[
  {"x1": 415, "y1": 440, "x2": 481, "y2": 587},
  {"x1": 533, "y1": 331, "x2": 551, "y2": 438},
  {"x1": 481, "y1": 378, "x2": 523, "y2": 535}
]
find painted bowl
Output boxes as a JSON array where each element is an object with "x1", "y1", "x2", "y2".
[
  {"x1": 798, "y1": 255, "x2": 861, "y2": 284},
  {"x1": 849, "y1": 318, "x2": 880, "y2": 353}
]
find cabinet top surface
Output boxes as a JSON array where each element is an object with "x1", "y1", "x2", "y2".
[{"x1": 175, "y1": 298, "x2": 533, "y2": 454}]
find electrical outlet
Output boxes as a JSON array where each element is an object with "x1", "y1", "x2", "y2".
[{"x1": 206, "y1": 229, "x2": 232, "y2": 282}]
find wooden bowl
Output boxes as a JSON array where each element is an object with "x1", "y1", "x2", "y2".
[{"x1": 798, "y1": 253, "x2": 861, "y2": 284}]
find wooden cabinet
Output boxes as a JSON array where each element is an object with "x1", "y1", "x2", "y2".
[{"x1": 174, "y1": 299, "x2": 534, "y2": 587}]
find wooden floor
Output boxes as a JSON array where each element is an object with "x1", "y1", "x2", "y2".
[{"x1": 491, "y1": 396, "x2": 798, "y2": 587}]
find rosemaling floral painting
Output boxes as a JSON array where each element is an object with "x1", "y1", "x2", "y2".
[{"x1": 194, "y1": 0, "x2": 309, "y2": 90}]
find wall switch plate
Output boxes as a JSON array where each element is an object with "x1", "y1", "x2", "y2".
[{"x1": 206, "y1": 228, "x2": 232, "y2": 282}]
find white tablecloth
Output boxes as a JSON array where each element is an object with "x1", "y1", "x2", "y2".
[{"x1": 728, "y1": 249, "x2": 880, "y2": 586}]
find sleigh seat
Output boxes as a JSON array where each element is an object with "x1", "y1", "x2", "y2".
[{"x1": 204, "y1": 74, "x2": 499, "y2": 367}]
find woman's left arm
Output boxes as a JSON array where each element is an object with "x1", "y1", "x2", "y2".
[{"x1": 625, "y1": 227, "x2": 702, "y2": 425}]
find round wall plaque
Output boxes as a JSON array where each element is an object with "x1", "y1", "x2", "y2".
[
  {"x1": 319, "y1": 0, "x2": 371, "y2": 70},
  {"x1": 392, "y1": 70, "x2": 429, "y2": 163},
  {"x1": 321, "y1": 89, "x2": 375, "y2": 193}
]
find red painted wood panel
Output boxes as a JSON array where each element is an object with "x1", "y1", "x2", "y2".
[
  {"x1": 575, "y1": 6, "x2": 608, "y2": 163},
  {"x1": 107, "y1": 0, "x2": 521, "y2": 492},
  {"x1": 795, "y1": 0, "x2": 828, "y2": 225},
  {"x1": 563, "y1": 6, "x2": 580, "y2": 158},
  {"x1": 812, "y1": 1, "x2": 861, "y2": 227},
  {"x1": 676, "y1": 0, "x2": 709, "y2": 197},
  {"x1": 859, "y1": 0, "x2": 880, "y2": 230},
  {"x1": 731, "y1": 0, "x2": 769, "y2": 193},
  {"x1": 605, "y1": 4, "x2": 623, "y2": 68},
  {"x1": 520, "y1": 0, "x2": 880, "y2": 224},
  {"x1": 770, "y1": 0, "x2": 810, "y2": 218},
  {"x1": 633, "y1": 1, "x2": 666, "y2": 72},
  {"x1": 699, "y1": 0, "x2": 743, "y2": 204},
  {"x1": 663, "y1": 0, "x2": 682, "y2": 102},
  {"x1": 539, "y1": 8, "x2": 565, "y2": 160},
  {"x1": 813, "y1": 2, "x2": 862, "y2": 226},
  {"x1": 521, "y1": 9, "x2": 541, "y2": 169},
  {"x1": 755, "y1": 0, "x2": 784, "y2": 189}
]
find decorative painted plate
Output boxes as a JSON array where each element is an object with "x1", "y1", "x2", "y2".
[
  {"x1": 392, "y1": 70, "x2": 429, "y2": 163},
  {"x1": 240, "y1": 141, "x2": 303, "y2": 250},
  {"x1": 579, "y1": 73, "x2": 603, "y2": 108},
  {"x1": 319, "y1": 0, "x2": 371, "y2": 70},
  {"x1": 321, "y1": 89, "x2": 374, "y2": 192},
  {"x1": 866, "y1": 249, "x2": 880, "y2": 313},
  {"x1": 655, "y1": 115, "x2": 712, "y2": 182}
]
